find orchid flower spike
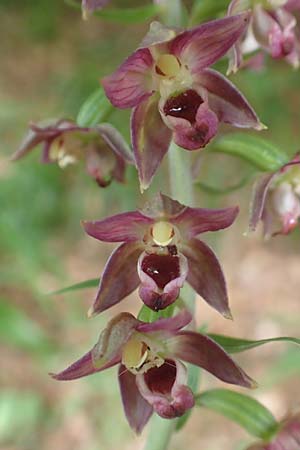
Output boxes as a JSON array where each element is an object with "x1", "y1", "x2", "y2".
[
  {"x1": 83, "y1": 193, "x2": 239, "y2": 317},
  {"x1": 51, "y1": 310, "x2": 256, "y2": 434},
  {"x1": 249, "y1": 153, "x2": 300, "y2": 237},
  {"x1": 102, "y1": 15, "x2": 262, "y2": 190},
  {"x1": 228, "y1": 0, "x2": 300, "y2": 74},
  {"x1": 11, "y1": 120, "x2": 134, "y2": 187}
]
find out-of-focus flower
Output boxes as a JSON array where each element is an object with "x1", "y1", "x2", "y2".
[
  {"x1": 228, "y1": 0, "x2": 300, "y2": 74},
  {"x1": 83, "y1": 193, "x2": 238, "y2": 316},
  {"x1": 52, "y1": 310, "x2": 255, "y2": 433},
  {"x1": 82, "y1": 0, "x2": 110, "y2": 20},
  {"x1": 249, "y1": 153, "x2": 300, "y2": 237},
  {"x1": 102, "y1": 15, "x2": 262, "y2": 189},
  {"x1": 11, "y1": 119, "x2": 134, "y2": 187},
  {"x1": 247, "y1": 412, "x2": 300, "y2": 449}
]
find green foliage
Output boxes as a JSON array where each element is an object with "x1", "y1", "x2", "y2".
[
  {"x1": 94, "y1": 4, "x2": 160, "y2": 23},
  {"x1": 196, "y1": 389, "x2": 279, "y2": 440},
  {"x1": 77, "y1": 87, "x2": 114, "y2": 127},
  {"x1": 208, "y1": 334, "x2": 300, "y2": 354},
  {"x1": 48, "y1": 278, "x2": 99, "y2": 295},
  {"x1": 0, "y1": 391, "x2": 46, "y2": 445},
  {"x1": 0, "y1": 298, "x2": 55, "y2": 355},
  {"x1": 210, "y1": 133, "x2": 289, "y2": 172}
]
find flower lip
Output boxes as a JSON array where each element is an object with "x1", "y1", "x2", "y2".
[
  {"x1": 144, "y1": 359, "x2": 177, "y2": 394},
  {"x1": 141, "y1": 252, "x2": 181, "y2": 290},
  {"x1": 163, "y1": 89, "x2": 204, "y2": 124}
]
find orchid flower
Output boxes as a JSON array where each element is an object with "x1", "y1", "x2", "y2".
[
  {"x1": 83, "y1": 193, "x2": 238, "y2": 317},
  {"x1": 228, "y1": 0, "x2": 300, "y2": 74},
  {"x1": 11, "y1": 119, "x2": 134, "y2": 187},
  {"x1": 52, "y1": 310, "x2": 255, "y2": 433},
  {"x1": 247, "y1": 412, "x2": 300, "y2": 449},
  {"x1": 102, "y1": 14, "x2": 262, "y2": 190},
  {"x1": 250, "y1": 153, "x2": 300, "y2": 237},
  {"x1": 82, "y1": 0, "x2": 110, "y2": 20}
]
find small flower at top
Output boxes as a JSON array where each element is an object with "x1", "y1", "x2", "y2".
[
  {"x1": 228, "y1": 0, "x2": 300, "y2": 74},
  {"x1": 81, "y1": 0, "x2": 110, "y2": 20},
  {"x1": 11, "y1": 119, "x2": 134, "y2": 187},
  {"x1": 249, "y1": 153, "x2": 300, "y2": 237},
  {"x1": 83, "y1": 193, "x2": 238, "y2": 317},
  {"x1": 247, "y1": 412, "x2": 300, "y2": 449},
  {"x1": 102, "y1": 15, "x2": 262, "y2": 190},
  {"x1": 51, "y1": 310, "x2": 256, "y2": 434}
]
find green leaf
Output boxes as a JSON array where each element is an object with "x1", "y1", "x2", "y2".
[
  {"x1": 208, "y1": 333, "x2": 300, "y2": 354},
  {"x1": 77, "y1": 87, "x2": 113, "y2": 127},
  {"x1": 195, "y1": 172, "x2": 254, "y2": 195},
  {"x1": 176, "y1": 364, "x2": 201, "y2": 431},
  {"x1": 94, "y1": 5, "x2": 160, "y2": 24},
  {"x1": 209, "y1": 133, "x2": 289, "y2": 172},
  {"x1": 48, "y1": 278, "x2": 99, "y2": 295},
  {"x1": 196, "y1": 389, "x2": 279, "y2": 440}
]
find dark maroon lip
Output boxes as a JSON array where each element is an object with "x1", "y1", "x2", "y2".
[{"x1": 163, "y1": 89, "x2": 204, "y2": 124}]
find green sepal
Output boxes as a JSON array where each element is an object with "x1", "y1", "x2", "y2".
[
  {"x1": 196, "y1": 389, "x2": 279, "y2": 440},
  {"x1": 209, "y1": 133, "x2": 289, "y2": 172},
  {"x1": 77, "y1": 87, "x2": 113, "y2": 127}
]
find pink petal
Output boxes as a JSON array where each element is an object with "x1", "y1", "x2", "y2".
[
  {"x1": 82, "y1": 211, "x2": 153, "y2": 243},
  {"x1": 10, "y1": 120, "x2": 68, "y2": 161},
  {"x1": 51, "y1": 351, "x2": 119, "y2": 381},
  {"x1": 182, "y1": 239, "x2": 231, "y2": 318},
  {"x1": 118, "y1": 365, "x2": 153, "y2": 434},
  {"x1": 195, "y1": 69, "x2": 262, "y2": 129},
  {"x1": 96, "y1": 123, "x2": 134, "y2": 164},
  {"x1": 88, "y1": 242, "x2": 142, "y2": 317},
  {"x1": 169, "y1": 12, "x2": 250, "y2": 71},
  {"x1": 169, "y1": 331, "x2": 256, "y2": 388},
  {"x1": 172, "y1": 205, "x2": 239, "y2": 238},
  {"x1": 136, "y1": 309, "x2": 192, "y2": 334},
  {"x1": 249, "y1": 173, "x2": 276, "y2": 232},
  {"x1": 102, "y1": 48, "x2": 154, "y2": 109},
  {"x1": 131, "y1": 95, "x2": 172, "y2": 191}
]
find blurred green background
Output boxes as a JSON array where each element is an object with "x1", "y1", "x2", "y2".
[{"x1": 1, "y1": 1, "x2": 300, "y2": 449}]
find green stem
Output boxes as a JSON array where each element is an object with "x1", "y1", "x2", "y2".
[
  {"x1": 168, "y1": 141, "x2": 194, "y2": 205},
  {"x1": 143, "y1": 142, "x2": 196, "y2": 450},
  {"x1": 143, "y1": 416, "x2": 176, "y2": 450}
]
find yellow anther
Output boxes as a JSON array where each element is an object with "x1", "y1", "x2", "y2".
[
  {"x1": 156, "y1": 54, "x2": 181, "y2": 78},
  {"x1": 152, "y1": 221, "x2": 174, "y2": 246},
  {"x1": 122, "y1": 339, "x2": 148, "y2": 370},
  {"x1": 49, "y1": 136, "x2": 78, "y2": 168},
  {"x1": 49, "y1": 137, "x2": 63, "y2": 162}
]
